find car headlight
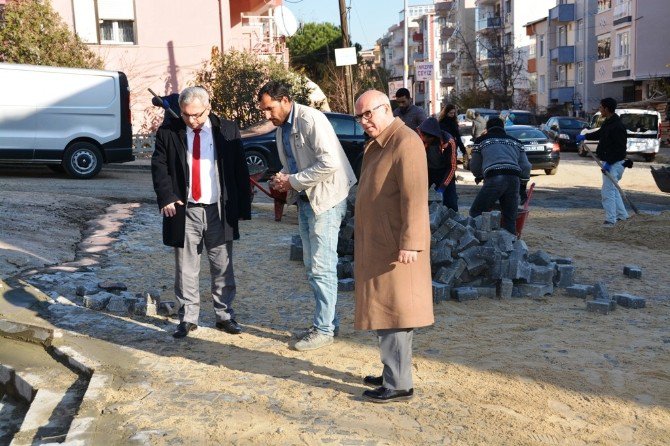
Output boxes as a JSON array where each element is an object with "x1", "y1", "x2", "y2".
[{"x1": 558, "y1": 133, "x2": 570, "y2": 140}]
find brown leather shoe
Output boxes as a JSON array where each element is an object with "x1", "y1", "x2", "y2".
[
  {"x1": 173, "y1": 321, "x2": 197, "y2": 338},
  {"x1": 363, "y1": 386, "x2": 414, "y2": 403}
]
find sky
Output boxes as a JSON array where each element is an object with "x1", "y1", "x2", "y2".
[{"x1": 284, "y1": 0, "x2": 430, "y2": 50}]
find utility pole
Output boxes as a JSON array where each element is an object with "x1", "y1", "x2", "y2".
[
  {"x1": 338, "y1": 0, "x2": 355, "y2": 114},
  {"x1": 403, "y1": 0, "x2": 409, "y2": 88}
]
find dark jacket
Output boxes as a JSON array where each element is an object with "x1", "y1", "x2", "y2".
[
  {"x1": 151, "y1": 114, "x2": 251, "y2": 247},
  {"x1": 438, "y1": 117, "x2": 466, "y2": 154},
  {"x1": 584, "y1": 113, "x2": 627, "y2": 164},
  {"x1": 418, "y1": 117, "x2": 457, "y2": 187},
  {"x1": 470, "y1": 127, "x2": 531, "y2": 180}
]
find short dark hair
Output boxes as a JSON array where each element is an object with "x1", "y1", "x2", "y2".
[
  {"x1": 257, "y1": 80, "x2": 292, "y2": 103},
  {"x1": 395, "y1": 88, "x2": 411, "y2": 99},
  {"x1": 600, "y1": 97, "x2": 617, "y2": 113},
  {"x1": 486, "y1": 117, "x2": 505, "y2": 130}
]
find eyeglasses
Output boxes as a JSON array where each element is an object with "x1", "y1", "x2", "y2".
[
  {"x1": 181, "y1": 107, "x2": 209, "y2": 120},
  {"x1": 355, "y1": 104, "x2": 385, "y2": 122}
]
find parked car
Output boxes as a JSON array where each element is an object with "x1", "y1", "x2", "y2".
[
  {"x1": 542, "y1": 116, "x2": 589, "y2": 151},
  {"x1": 579, "y1": 108, "x2": 662, "y2": 161},
  {"x1": 505, "y1": 125, "x2": 560, "y2": 175},
  {"x1": 241, "y1": 112, "x2": 367, "y2": 179},
  {"x1": 0, "y1": 63, "x2": 134, "y2": 179},
  {"x1": 462, "y1": 125, "x2": 559, "y2": 175},
  {"x1": 460, "y1": 108, "x2": 499, "y2": 148},
  {"x1": 500, "y1": 110, "x2": 538, "y2": 127}
]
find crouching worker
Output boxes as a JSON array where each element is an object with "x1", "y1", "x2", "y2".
[
  {"x1": 417, "y1": 117, "x2": 459, "y2": 211},
  {"x1": 469, "y1": 117, "x2": 531, "y2": 235}
]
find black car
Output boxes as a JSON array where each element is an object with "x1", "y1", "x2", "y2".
[
  {"x1": 542, "y1": 116, "x2": 589, "y2": 151},
  {"x1": 504, "y1": 125, "x2": 560, "y2": 175},
  {"x1": 241, "y1": 112, "x2": 367, "y2": 179}
]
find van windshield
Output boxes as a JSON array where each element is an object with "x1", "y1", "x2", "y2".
[{"x1": 620, "y1": 113, "x2": 658, "y2": 133}]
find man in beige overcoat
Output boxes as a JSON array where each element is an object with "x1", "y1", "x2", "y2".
[{"x1": 353, "y1": 90, "x2": 434, "y2": 403}]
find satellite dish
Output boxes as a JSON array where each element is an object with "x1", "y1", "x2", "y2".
[{"x1": 274, "y1": 5, "x2": 299, "y2": 37}]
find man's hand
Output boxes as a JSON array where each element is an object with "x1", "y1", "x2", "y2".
[
  {"x1": 575, "y1": 134, "x2": 586, "y2": 143},
  {"x1": 270, "y1": 172, "x2": 294, "y2": 193},
  {"x1": 160, "y1": 200, "x2": 184, "y2": 217},
  {"x1": 601, "y1": 162, "x2": 611, "y2": 173},
  {"x1": 397, "y1": 250, "x2": 418, "y2": 264}
]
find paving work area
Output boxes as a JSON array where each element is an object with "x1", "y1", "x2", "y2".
[{"x1": 1, "y1": 156, "x2": 669, "y2": 444}]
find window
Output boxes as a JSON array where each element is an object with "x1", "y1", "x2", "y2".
[
  {"x1": 539, "y1": 75, "x2": 546, "y2": 93},
  {"x1": 558, "y1": 26, "x2": 567, "y2": 46},
  {"x1": 73, "y1": 0, "x2": 136, "y2": 45},
  {"x1": 597, "y1": 36, "x2": 611, "y2": 60},
  {"x1": 598, "y1": 0, "x2": 611, "y2": 13},
  {"x1": 577, "y1": 62, "x2": 584, "y2": 84},
  {"x1": 529, "y1": 37, "x2": 536, "y2": 57},
  {"x1": 616, "y1": 31, "x2": 629, "y2": 57},
  {"x1": 557, "y1": 65, "x2": 566, "y2": 83},
  {"x1": 576, "y1": 19, "x2": 584, "y2": 42},
  {"x1": 539, "y1": 34, "x2": 545, "y2": 57}
]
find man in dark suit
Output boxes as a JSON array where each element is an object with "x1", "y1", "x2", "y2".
[{"x1": 151, "y1": 86, "x2": 251, "y2": 338}]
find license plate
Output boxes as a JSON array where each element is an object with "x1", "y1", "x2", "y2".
[{"x1": 525, "y1": 145, "x2": 544, "y2": 152}]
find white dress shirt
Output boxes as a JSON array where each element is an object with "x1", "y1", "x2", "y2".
[{"x1": 187, "y1": 119, "x2": 219, "y2": 204}]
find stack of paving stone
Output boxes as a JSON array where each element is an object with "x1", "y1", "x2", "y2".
[{"x1": 328, "y1": 201, "x2": 577, "y2": 301}]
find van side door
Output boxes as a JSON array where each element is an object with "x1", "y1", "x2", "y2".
[{"x1": 0, "y1": 66, "x2": 36, "y2": 159}]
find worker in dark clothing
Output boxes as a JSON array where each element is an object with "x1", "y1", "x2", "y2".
[
  {"x1": 418, "y1": 117, "x2": 459, "y2": 211},
  {"x1": 576, "y1": 97, "x2": 629, "y2": 227},
  {"x1": 438, "y1": 103, "x2": 466, "y2": 157}
]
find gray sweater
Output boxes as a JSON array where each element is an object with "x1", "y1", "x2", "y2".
[{"x1": 470, "y1": 128, "x2": 531, "y2": 180}]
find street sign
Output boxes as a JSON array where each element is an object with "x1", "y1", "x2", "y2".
[
  {"x1": 335, "y1": 47, "x2": 358, "y2": 66},
  {"x1": 415, "y1": 62, "x2": 434, "y2": 81}
]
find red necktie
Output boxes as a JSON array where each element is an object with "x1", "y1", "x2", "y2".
[{"x1": 192, "y1": 128, "x2": 201, "y2": 201}]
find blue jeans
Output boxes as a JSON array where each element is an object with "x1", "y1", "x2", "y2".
[
  {"x1": 602, "y1": 160, "x2": 629, "y2": 223},
  {"x1": 469, "y1": 174, "x2": 520, "y2": 235},
  {"x1": 298, "y1": 198, "x2": 347, "y2": 336}
]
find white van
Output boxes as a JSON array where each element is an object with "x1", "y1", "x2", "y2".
[
  {"x1": 579, "y1": 108, "x2": 662, "y2": 161},
  {"x1": 0, "y1": 63, "x2": 133, "y2": 178}
]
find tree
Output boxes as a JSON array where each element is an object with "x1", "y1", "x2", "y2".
[
  {"x1": 452, "y1": 25, "x2": 526, "y2": 109},
  {"x1": 194, "y1": 48, "x2": 313, "y2": 129},
  {"x1": 287, "y1": 22, "x2": 342, "y2": 83},
  {"x1": 0, "y1": 0, "x2": 102, "y2": 69}
]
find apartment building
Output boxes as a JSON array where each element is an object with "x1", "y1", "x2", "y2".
[
  {"x1": 47, "y1": 0, "x2": 290, "y2": 130},
  {"x1": 525, "y1": 17, "x2": 550, "y2": 112},
  {"x1": 474, "y1": 0, "x2": 555, "y2": 107},
  {"x1": 593, "y1": 0, "x2": 670, "y2": 104}
]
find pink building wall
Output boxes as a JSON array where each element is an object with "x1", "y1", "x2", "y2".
[{"x1": 49, "y1": 0, "x2": 281, "y2": 131}]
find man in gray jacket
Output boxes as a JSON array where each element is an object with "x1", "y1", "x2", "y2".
[
  {"x1": 258, "y1": 81, "x2": 357, "y2": 351},
  {"x1": 469, "y1": 117, "x2": 531, "y2": 235}
]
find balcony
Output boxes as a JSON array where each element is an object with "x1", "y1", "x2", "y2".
[
  {"x1": 550, "y1": 79, "x2": 575, "y2": 103},
  {"x1": 550, "y1": 45, "x2": 575, "y2": 64},
  {"x1": 441, "y1": 51, "x2": 456, "y2": 64},
  {"x1": 476, "y1": 0, "x2": 497, "y2": 5},
  {"x1": 435, "y1": 1, "x2": 454, "y2": 16},
  {"x1": 477, "y1": 16, "x2": 502, "y2": 33},
  {"x1": 486, "y1": 47, "x2": 504, "y2": 59},
  {"x1": 549, "y1": 3, "x2": 575, "y2": 22},
  {"x1": 441, "y1": 25, "x2": 455, "y2": 40},
  {"x1": 613, "y1": 0, "x2": 632, "y2": 25},
  {"x1": 441, "y1": 76, "x2": 456, "y2": 87}
]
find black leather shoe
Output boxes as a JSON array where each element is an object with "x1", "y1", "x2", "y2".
[
  {"x1": 363, "y1": 386, "x2": 414, "y2": 403},
  {"x1": 173, "y1": 322, "x2": 197, "y2": 338},
  {"x1": 363, "y1": 375, "x2": 383, "y2": 387},
  {"x1": 216, "y1": 319, "x2": 242, "y2": 334}
]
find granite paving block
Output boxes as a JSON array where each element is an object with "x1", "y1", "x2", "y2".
[
  {"x1": 290, "y1": 243, "x2": 303, "y2": 261},
  {"x1": 338, "y1": 278, "x2": 355, "y2": 292},
  {"x1": 613, "y1": 293, "x2": 646, "y2": 309},
  {"x1": 528, "y1": 250, "x2": 553, "y2": 266},
  {"x1": 530, "y1": 264, "x2": 555, "y2": 285},
  {"x1": 592, "y1": 282, "x2": 609, "y2": 301},
  {"x1": 565, "y1": 284, "x2": 592, "y2": 298},
  {"x1": 497, "y1": 279, "x2": 513, "y2": 299},
  {"x1": 554, "y1": 264, "x2": 575, "y2": 288},
  {"x1": 587, "y1": 300, "x2": 614, "y2": 315},
  {"x1": 432, "y1": 282, "x2": 450, "y2": 303},
  {"x1": 623, "y1": 265, "x2": 642, "y2": 279},
  {"x1": 452, "y1": 287, "x2": 478, "y2": 302},
  {"x1": 516, "y1": 283, "x2": 553, "y2": 298}
]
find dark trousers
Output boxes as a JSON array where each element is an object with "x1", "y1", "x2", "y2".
[
  {"x1": 441, "y1": 181, "x2": 458, "y2": 211},
  {"x1": 469, "y1": 174, "x2": 520, "y2": 235}
]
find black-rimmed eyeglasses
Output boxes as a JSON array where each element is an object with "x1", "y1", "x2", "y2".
[
  {"x1": 355, "y1": 104, "x2": 385, "y2": 122},
  {"x1": 181, "y1": 107, "x2": 209, "y2": 120}
]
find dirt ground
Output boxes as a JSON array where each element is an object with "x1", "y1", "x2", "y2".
[{"x1": 1, "y1": 157, "x2": 670, "y2": 444}]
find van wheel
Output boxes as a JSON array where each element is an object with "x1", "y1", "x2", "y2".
[
  {"x1": 545, "y1": 168, "x2": 557, "y2": 175},
  {"x1": 63, "y1": 142, "x2": 103, "y2": 179}
]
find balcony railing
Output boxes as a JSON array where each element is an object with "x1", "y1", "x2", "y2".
[
  {"x1": 440, "y1": 76, "x2": 456, "y2": 87},
  {"x1": 477, "y1": 16, "x2": 502, "y2": 32},
  {"x1": 551, "y1": 79, "x2": 575, "y2": 89},
  {"x1": 613, "y1": 0, "x2": 632, "y2": 23},
  {"x1": 441, "y1": 51, "x2": 456, "y2": 64},
  {"x1": 549, "y1": 3, "x2": 575, "y2": 22},
  {"x1": 612, "y1": 54, "x2": 630, "y2": 71},
  {"x1": 435, "y1": 1, "x2": 454, "y2": 16},
  {"x1": 550, "y1": 45, "x2": 575, "y2": 64},
  {"x1": 441, "y1": 25, "x2": 455, "y2": 40}
]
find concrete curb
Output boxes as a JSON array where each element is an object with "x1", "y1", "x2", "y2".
[{"x1": 0, "y1": 318, "x2": 54, "y2": 347}]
